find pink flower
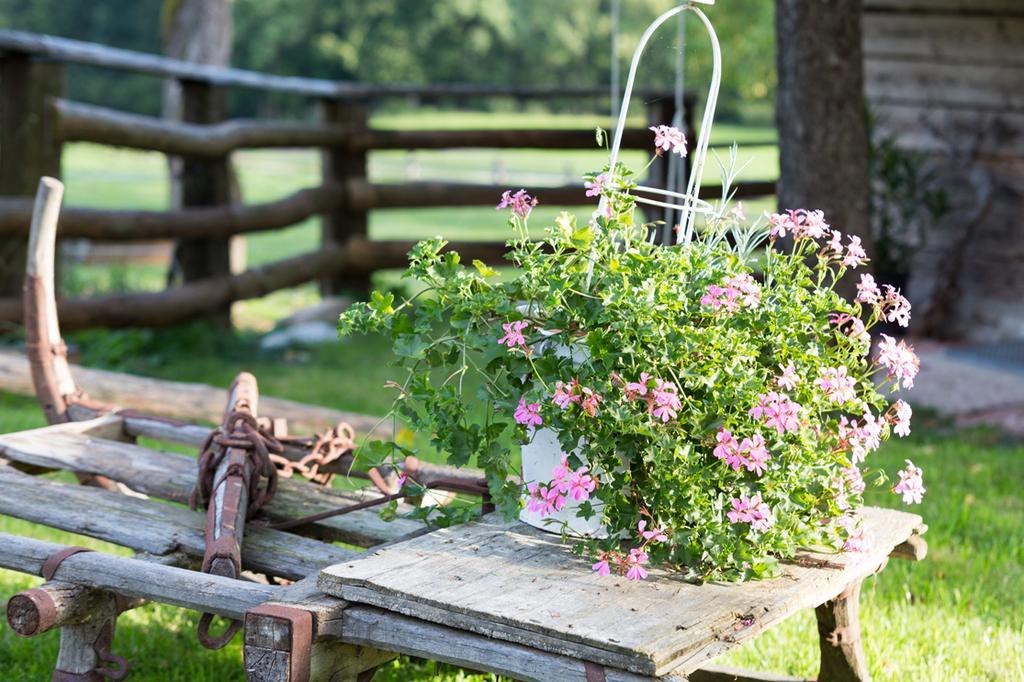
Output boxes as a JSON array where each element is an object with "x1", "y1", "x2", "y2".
[
  {"x1": 776, "y1": 363, "x2": 800, "y2": 390},
  {"x1": 876, "y1": 334, "x2": 920, "y2": 389},
  {"x1": 801, "y1": 209, "x2": 830, "y2": 240},
  {"x1": 526, "y1": 483, "x2": 556, "y2": 516},
  {"x1": 591, "y1": 558, "x2": 611, "y2": 577},
  {"x1": 579, "y1": 388, "x2": 603, "y2": 417},
  {"x1": 843, "y1": 235, "x2": 868, "y2": 268},
  {"x1": 856, "y1": 273, "x2": 881, "y2": 305},
  {"x1": 739, "y1": 434, "x2": 770, "y2": 476},
  {"x1": 837, "y1": 413, "x2": 883, "y2": 463},
  {"x1": 514, "y1": 398, "x2": 543, "y2": 427},
  {"x1": 496, "y1": 189, "x2": 538, "y2": 219},
  {"x1": 625, "y1": 548, "x2": 650, "y2": 581},
  {"x1": 702, "y1": 274, "x2": 761, "y2": 313},
  {"x1": 649, "y1": 125, "x2": 687, "y2": 157},
  {"x1": 826, "y1": 229, "x2": 843, "y2": 256},
  {"x1": 842, "y1": 465, "x2": 866, "y2": 495},
  {"x1": 584, "y1": 172, "x2": 609, "y2": 198},
  {"x1": 766, "y1": 209, "x2": 829, "y2": 240},
  {"x1": 624, "y1": 372, "x2": 651, "y2": 399},
  {"x1": 498, "y1": 320, "x2": 529, "y2": 349},
  {"x1": 750, "y1": 392, "x2": 802, "y2": 434},
  {"x1": 700, "y1": 284, "x2": 726, "y2": 309},
  {"x1": 567, "y1": 468, "x2": 597, "y2": 502},
  {"x1": 713, "y1": 428, "x2": 743, "y2": 470},
  {"x1": 816, "y1": 366, "x2": 858, "y2": 405},
  {"x1": 830, "y1": 313, "x2": 871, "y2": 352},
  {"x1": 545, "y1": 485, "x2": 567, "y2": 512},
  {"x1": 650, "y1": 379, "x2": 682, "y2": 422},
  {"x1": 727, "y1": 493, "x2": 772, "y2": 532},
  {"x1": 892, "y1": 399, "x2": 912, "y2": 437},
  {"x1": 893, "y1": 459, "x2": 925, "y2": 504},
  {"x1": 552, "y1": 381, "x2": 575, "y2": 409},
  {"x1": 638, "y1": 520, "x2": 668, "y2": 543},
  {"x1": 551, "y1": 456, "x2": 572, "y2": 488},
  {"x1": 838, "y1": 515, "x2": 871, "y2": 553},
  {"x1": 881, "y1": 285, "x2": 912, "y2": 328}
]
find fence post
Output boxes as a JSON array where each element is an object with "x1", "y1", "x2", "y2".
[
  {"x1": 320, "y1": 97, "x2": 370, "y2": 297},
  {"x1": 170, "y1": 78, "x2": 235, "y2": 327},
  {"x1": 0, "y1": 53, "x2": 63, "y2": 298}
]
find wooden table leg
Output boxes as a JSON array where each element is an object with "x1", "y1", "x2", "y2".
[{"x1": 815, "y1": 578, "x2": 869, "y2": 682}]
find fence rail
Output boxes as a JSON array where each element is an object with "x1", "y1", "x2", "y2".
[{"x1": 0, "y1": 29, "x2": 777, "y2": 330}]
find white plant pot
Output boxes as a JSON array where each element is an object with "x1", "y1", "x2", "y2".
[{"x1": 517, "y1": 338, "x2": 606, "y2": 537}]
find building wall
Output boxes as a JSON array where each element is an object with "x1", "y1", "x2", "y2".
[{"x1": 862, "y1": 0, "x2": 1024, "y2": 341}]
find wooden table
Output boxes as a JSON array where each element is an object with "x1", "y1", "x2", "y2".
[{"x1": 318, "y1": 507, "x2": 926, "y2": 681}]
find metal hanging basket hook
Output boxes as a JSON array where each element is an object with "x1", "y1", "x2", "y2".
[{"x1": 602, "y1": 0, "x2": 721, "y2": 245}]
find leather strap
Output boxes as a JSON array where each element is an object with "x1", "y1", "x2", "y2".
[{"x1": 41, "y1": 547, "x2": 94, "y2": 581}]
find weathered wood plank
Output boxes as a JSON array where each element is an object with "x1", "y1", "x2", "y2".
[
  {"x1": 0, "y1": 29, "x2": 670, "y2": 101},
  {"x1": 320, "y1": 507, "x2": 922, "y2": 676},
  {"x1": 340, "y1": 605, "x2": 681, "y2": 682},
  {"x1": 0, "y1": 348, "x2": 381, "y2": 436},
  {"x1": 867, "y1": 102, "x2": 1024, "y2": 158},
  {"x1": 0, "y1": 465, "x2": 354, "y2": 580},
  {"x1": 863, "y1": 0, "x2": 1024, "y2": 15},
  {"x1": 0, "y1": 423, "x2": 423, "y2": 546},
  {"x1": 864, "y1": 57, "x2": 1024, "y2": 111},
  {"x1": 863, "y1": 14, "x2": 1024, "y2": 66},
  {"x1": 0, "y1": 532, "x2": 278, "y2": 618},
  {"x1": 6, "y1": 552, "x2": 187, "y2": 636}
]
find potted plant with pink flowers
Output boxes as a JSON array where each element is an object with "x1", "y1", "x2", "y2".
[
  {"x1": 337, "y1": 122, "x2": 925, "y2": 581},
  {"x1": 338, "y1": 1, "x2": 924, "y2": 581}
]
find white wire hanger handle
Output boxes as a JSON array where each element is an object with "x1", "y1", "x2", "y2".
[{"x1": 600, "y1": 0, "x2": 721, "y2": 246}]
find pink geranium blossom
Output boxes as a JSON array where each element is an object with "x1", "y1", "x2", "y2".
[
  {"x1": 567, "y1": 468, "x2": 597, "y2": 502},
  {"x1": 892, "y1": 399, "x2": 912, "y2": 437},
  {"x1": 876, "y1": 334, "x2": 920, "y2": 389},
  {"x1": 551, "y1": 381, "x2": 575, "y2": 409},
  {"x1": 638, "y1": 520, "x2": 668, "y2": 543},
  {"x1": 625, "y1": 548, "x2": 650, "y2": 581},
  {"x1": 727, "y1": 493, "x2": 773, "y2": 532},
  {"x1": 496, "y1": 189, "x2": 538, "y2": 219},
  {"x1": 856, "y1": 273, "x2": 881, "y2": 305},
  {"x1": 624, "y1": 372, "x2": 651, "y2": 399},
  {"x1": 837, "y1": 413, "x2": 883, "y2": 463},
  {"x1": 893, "y1": 459, "x2": 925, "y2": 504},
  {"x1": 701, "y1": 273, "x2": 761, "y2": 313},
  {"x1": 514, "y1": 398, "x2": 542, "y2": 427},
  {"x1": 881, "y1": 285, "x2": 912, "y2": 328},
  {"x1": 816, "y1": 366, "x2": 858, "y2": 405},
  {"x1": 842, "y1": 465, "x2": 866, "y2": 495},
  {"x1": 591, "y1": 557, "x2": 611, "y2": 576},
  {"x1": 649, "y1": 125, "x2": 688, "y2": 157},
  {"x1": 776, "y1": 363, "x2": 800, "y2": 390},
  {"x1": 838, "y1": 515, "x2": 871, "y2": 553},
  {"x1": 713, "y1": 428, "x2": 743, "y2": 470},
  {"x1": 739, "y1": 434, "x2": 771, "y2": 476},
  {"x1": 584, "y1": 172, "x2": 609, "y2": 198},
  {"x1": 843, "y1": 235, "x2": 868, "y2": 268},
  {"x1": 650, "y1": 379, "x2": 683, "y2": 422},
  {"x1": 750, "y1": 392, "x2": 802, "y2": 434},
  {"x1": 498, "y1": 320, "x2": 529, "y2": 350},
  {"x1": 766, "y1": 208, "x2": 829, "y2": 240}
]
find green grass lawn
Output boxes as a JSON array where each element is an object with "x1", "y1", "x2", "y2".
[{"x1": 3, "y1": 111, "x2": 1021, "y2": 679}]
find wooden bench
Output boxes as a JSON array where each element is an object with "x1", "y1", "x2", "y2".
[{"x1": 0, "y1": 178, "x2": 927, "y2": 680}]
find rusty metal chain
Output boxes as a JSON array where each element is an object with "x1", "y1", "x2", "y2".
[
  {"x1": 272, "y1": 421, "x2": 357, "y2": 486},
  {"x1": 189, "y1": 409, "x2": 282, "y2": 518}
]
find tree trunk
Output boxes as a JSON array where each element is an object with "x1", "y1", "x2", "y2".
[
  {"x1": 775, "y1": 0, "x2": 872, "y2": 295},
  {"x1": 162, "y1": 0, "x2": 245, "y2": 283}
]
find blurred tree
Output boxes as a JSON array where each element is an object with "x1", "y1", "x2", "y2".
[
  {"x1": 775, "y1": 0, "x2": 871, "y2": 299},
  {"x1": 0, "y1": 1, "x2": 775, "y2": 119}
]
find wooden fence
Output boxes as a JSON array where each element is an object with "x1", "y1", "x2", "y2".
[{"x1": 0, "y1": 29, "x2": 776, "y2": 331}]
